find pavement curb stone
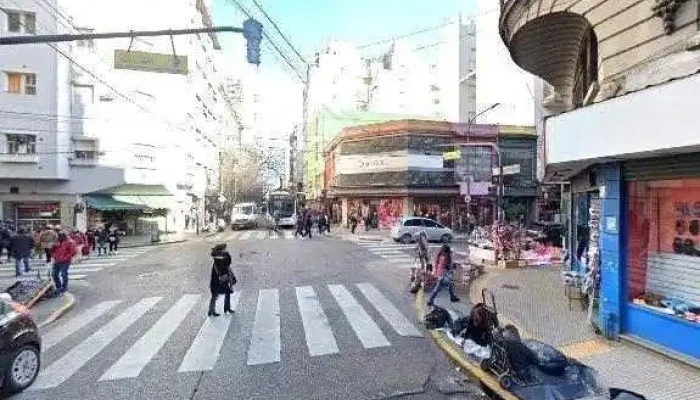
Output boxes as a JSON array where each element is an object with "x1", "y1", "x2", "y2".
[
  {"x1": 414, "y1": 288, "x2": 518, "y2": 400},
  {"x1": 38, "y1": 292, "x2": 76, "y2": 328}
]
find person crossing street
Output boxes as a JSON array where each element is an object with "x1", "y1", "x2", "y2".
[
  {"x1": 208, "y1": 243, "x2": 236, "y2": 317},
  {"x1": 51, "y1": 231, "x2": 78, "y2": 294}
]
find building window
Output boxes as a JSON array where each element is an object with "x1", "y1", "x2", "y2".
[
  {"x1": 74, "y1": 150, "x2": 97, "y2": 160},
  {"x1": 572, "y1": 28, "x2": 598, "y2": 108},
  {"x1": 5, "y1": 72, "x2": 36, "y2": 95},
  {"x1": 6, "y1": 134, "x2": 36, "y2": 154},
  {"x1": 6, "y1": 11, "x2": 35, "y2": 34}
]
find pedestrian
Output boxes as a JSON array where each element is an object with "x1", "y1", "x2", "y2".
[
  {"x1": 295, "y1": 212, "x2": 305, "y2": 238},
  {"x1": 318, "y1": 213, "x2": 326, "y2": 236},
  {"x1": 51, "y1": 231, "x2": 77, "y2": 294},
  {"x1": 39, "y1": 225, "x2": 58, "y2": 265},
  {"x1": 350, "y1": 214, "x2": 358, "y2": 234},
  {"x1": 324, "y1": 212, "x2": 331, "y2": 233},
  {"x1": 97, "y1": 227, "x2": 109, "y2": 256},
  {"x1": 0, "y1": 223, "x2": 11, "y2": 263},
  {"x1": 426, "y1": 244, "x2": 460, "y2": 307},
  {"x1": 70, "y1": 229, "x2": 85, "y2": 263},
  {"x1": 108, "y1": 225, "x2": 119, "y2": 255},
  {"x1": 208, "y1": 243, "x2": 235, "y2": 317},
  {"x1": 86, "y1": 228, "x2": 97, "y2": 253},
  {"x1": 9, "y1": 228, "x2": 33, "y2": 277},
  {"x1": 305, "y1": 211, "x2": 313, "y2": 239},
  {"x1": 32, "y1": 229, "x2": 42, "y2": 259}
]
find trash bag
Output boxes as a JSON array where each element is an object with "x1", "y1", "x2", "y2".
[
  {"x1": 610, "y1": 388, "x2": 647, "y2": 400},
  {"x1": 408, "y1": 280, "x2": 421, "y2": 294},
  {"x1": 424, "y1": 306, "x2": 452, "y2": 330},
  {"x1": 523, "y1": 339, "x2": 568, "y2": 376},
  {"x1": 451, "y1": 315, "x2": 471, "y2": 337}
]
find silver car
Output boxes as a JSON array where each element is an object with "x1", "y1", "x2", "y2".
[{"x1": 390, "y1": 217, "x2": 453, "y2": 244}]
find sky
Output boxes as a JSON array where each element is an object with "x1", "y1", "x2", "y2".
[{"x1": 213, "y1": 0, "x2": 477, "y2": 79}]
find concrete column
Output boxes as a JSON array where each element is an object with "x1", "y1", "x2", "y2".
[
  {"x1": 598, "y1": 162, "x2": 625, "y2": 339},
  {"x1": 404, "y1": 197, "x2": 414, "y2": 218},
  {"x1": 60, "y1": 201, "x2": 75, "y2": 230}
]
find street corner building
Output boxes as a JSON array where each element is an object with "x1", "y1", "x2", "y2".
[
  {"x1": 499, "y1": 0, "x2": 700, "y2": 362},
  {"x1": 322, "y1": 119, "x2": 539, "y2": 230}
]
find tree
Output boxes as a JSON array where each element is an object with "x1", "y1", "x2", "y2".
[{"x1": 220, "y1": 145, "x2": 284, "y2": 205}]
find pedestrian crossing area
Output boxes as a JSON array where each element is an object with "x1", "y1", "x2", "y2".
[
  {"x1": 357, "y1": 242, "x2": 422, "y2": 268},
  {"x1": 217, "y1": 229, "x2": 333, "y2": 242},
  {"x1": 32, "y1": 282, "x2": 422, "y2": 389},
  {"x1": 0, "y1": 247, "x2": 153, "y2": 281}
]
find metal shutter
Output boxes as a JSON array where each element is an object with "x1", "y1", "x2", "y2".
[{"x1": 623, "y1": 153, "x2": 700, "y2": 181}]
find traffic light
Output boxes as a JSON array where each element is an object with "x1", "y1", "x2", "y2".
[{"x1": 243, "y1": 18, "x2": 263, "y2": 65}]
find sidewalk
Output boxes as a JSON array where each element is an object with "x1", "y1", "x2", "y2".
[{"x1": 429, "y1": 265, "x2": 700, "y2": 400}]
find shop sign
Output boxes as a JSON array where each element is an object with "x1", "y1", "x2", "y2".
[
  {"x1": 492, "y1": 164, "x2": 521, "y2": 176},
  {"x1": 443, "y1": 150, "x2": 461, "y2": 161},
  {"x1": 336, "y1": 152, "x2": 443, "y2": 175},
  {"x1": 114, "y1": 50, "x2": 188, "y2": 75}
]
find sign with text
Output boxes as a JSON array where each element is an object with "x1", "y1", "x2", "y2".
[
  {"x1": 492, "y1": 164, "x2": 521, "y2": 176},
  {"x1": 336, "y1": 152, "x2": 443, "y2": 175},
  {"x1": 114, "y1": 50, "x2": 188, "y2": 75}
]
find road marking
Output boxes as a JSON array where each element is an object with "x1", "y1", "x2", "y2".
[
  {"x1": 368, "y1": 250, "x2": 406, "y2": 254},
  {"x1": 380, "y1": 254, "x2": 414, "y2": 259},
  {"x1": 100, "y1": 294, "x2": 200, "y2": 380},
  {"x1": 356, "y1": 283, "x2": 422, "y2": 337},
  {"x1": 247, "y1": 289, "x2": 281, "y2": 365},
  {"x1": 42, "y1": 300, "x2": 123, "y2": 352},
  {"x1": 256, "y1": 231, "x2": 268, "y2": 240},
  {"x1": 31, "y1": 297, "x2": 161, "y2": 389},
  {"x1": 295, "y1": 286, "x2": 339, "y2": 356},
  {"x1": 239, "y1": 231, "x2": 253, "y2": 240},
  {"x1": 178, "y1": 291, "x2": 241, "y2": 372},
  {"x1": 284, "y1": 231, "x2": 295, "y2": 239},
  {"x1": 327, "y1": 284, "x2": 390, "y2": 349}
]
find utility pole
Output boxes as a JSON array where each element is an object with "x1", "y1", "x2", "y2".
[{"x1": 300, "y1": 64, "x2": 310, "y2": 190}]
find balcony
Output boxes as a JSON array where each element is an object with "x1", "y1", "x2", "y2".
[
  {"x1": 499, "y1": 0, "x2": 700, "y2": 110},
  {"x1": 72, "y1": 136, "x2": 99, "y2": 152},
  {"x1": 0, "y1": 153, "x2": 39, "y2": 163},
  {"x1": 69, "y1": 157, "x2": 98, "y2": 167}
]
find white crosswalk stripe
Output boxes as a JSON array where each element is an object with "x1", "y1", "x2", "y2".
[
  {"x1": 218, "y1": 230, "x2": 331, "y2": 242},
  {"x1": 32, "y1": 297, "x2": 162, "y2": 389},
  {"x1": 100, "y1": 294, "x2": 200, "y2": 380},
  {"x1": 32, "y1": 283, "x2": 420, "y2": 388},
  {"x1": 179, "y1": 291, "x2": 241, "y2": 372}
]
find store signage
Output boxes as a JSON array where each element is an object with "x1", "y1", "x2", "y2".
[
  {"x1": 336, "y1": 152, "x2": 443, "y2": 175},
  {"x1": 114, "y1": 50, "x2": 188, "y2": 75},
  {"x1": 492, "y1": 164, "x2": 521, "y2": 176},
  {"x1": 443, "y1": 150, "x2": 461, "y2": 161}
]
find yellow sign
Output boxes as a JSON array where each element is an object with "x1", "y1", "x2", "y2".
[
  {"x1": 114, "y1": 50, "x2": 188, "y2": 75},
  {"x1": 498, "y1": 125, "x2": 536, "y2": 135},
  {"x1": 442, "y1": 150, "x2": 461, "y2": 161}
]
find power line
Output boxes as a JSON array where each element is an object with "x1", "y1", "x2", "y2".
[{"x1": 249, "y1": 0, "x2": 307, "y2": 65}]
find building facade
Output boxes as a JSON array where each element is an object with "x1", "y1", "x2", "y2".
[
  {"x1": 324, "y1": 120, "x2": 537, "y2": 229},
  {"x1": 0, "y1": 0, "x2": 241, "y2": 233},
  {"x1": 500, "y1": 0, "x2": 700, "y2": 361}
]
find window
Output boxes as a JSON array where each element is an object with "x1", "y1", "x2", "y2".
[
  {"x1": 404, "y1": 219, "x2": 423, "y2": 227},
  {"x1": 72, "y1": 84, "x2": 94, "y2": 104},
  {"x1": 6, "y1": 134, "x2": 36, "y2": 154},
  {"x1": 6, "y1": 11, "x2": 34, "y2": 34},
  {"x1": 423, "y1": 219, "x2": 438, "y2": 228},
  {"x1": 5, "y1": 72, "x2": 36, "y2": 95},
  {"x1": 74, "y1": 150, "x2": 96, "y2": 160}
]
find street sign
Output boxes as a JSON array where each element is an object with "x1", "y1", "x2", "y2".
[
  {"x1": 492, "y1": 164, "x2": 521, "y2": 176},
  {"x1": 442, "y1": 149, "x2": 461, "y2": 161},
  {"x1": 114, "y1": 50, "x2": 188, "y2": 75}
]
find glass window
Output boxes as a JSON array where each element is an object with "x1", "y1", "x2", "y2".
[
  {"x1": 23, "y1": 73, "x2": 36, "y2": 95},
  {"x1": 627, "y1": 179, "x2": 700, "y2": 313},
  {"x1": 6, "y1": 72, "x2": 21, "y2": 93},
  {"x1": 6, "y1": 11, "x2": 21, "y2": 32},
  {"x1": 404, "y1": 219, "x2": 422, "y2": 227},
  {"x1": 23, "y1": 12, "x2": 35, "y2": 34},
  {"x1": 6, "y1": 134, "x2": 36, "y2": 154},
  {"x1": 423, "y1": 219, "x2": 438, "y2": 228}
]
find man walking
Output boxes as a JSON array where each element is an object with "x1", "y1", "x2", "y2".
[
  {"x1": 51, "y1": 232, "x2": 77, "y2": 293},
  {"x1": 10, "y1": 228, "x2": 33, "y2": 277},
  {"x1": 39, "y1": 226, "x2": 58, "y2": 265}
]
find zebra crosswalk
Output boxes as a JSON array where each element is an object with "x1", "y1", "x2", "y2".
[
  {"x1": 357, "y1": 242, "x2": 421, "y2": 268},
  {"x1": 217, "y1": 230, "x2": 332, "y2": 242},
  {"x1": 33, "y1": 282, "x2": 421, "y2": 389},
  {"x1": 0, "y1": 247, "x2": 153, "y2": 281}
]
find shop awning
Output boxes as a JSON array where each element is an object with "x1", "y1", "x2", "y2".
[
  {"x1": 88, "y1": 184, "x2": 173, "y2": 210},
  {"x1": 84, "y1": 195, "x2": 147, "y2": 211}
]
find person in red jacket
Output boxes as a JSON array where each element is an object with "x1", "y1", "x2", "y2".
[{"x1": 51, "y1": 232, "x2": 77, "y2": 293}]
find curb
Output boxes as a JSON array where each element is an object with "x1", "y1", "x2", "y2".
[
  {"x1": 38, "y1": 292, "x2": 76, "y2": 328},
  {"x1": 414, "y1": 289, "x2": 518, "y2": 400},
  {"x1": 120, "y1": 238, "x2": 188, "y2": 249}
]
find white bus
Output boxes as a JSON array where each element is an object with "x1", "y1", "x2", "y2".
[
  {"x1": 230, "y1": 202, "x2": 258, "y2": 230},
  {"x1": 266, "y1": 190, "x2": 297, "y2": 228}
]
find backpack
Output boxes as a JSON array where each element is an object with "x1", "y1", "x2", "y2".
[{"x1": 424, "y1": 306, "x2": 452, "y2": 330}]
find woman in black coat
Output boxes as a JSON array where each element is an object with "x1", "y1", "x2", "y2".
[{"x1": 208, "y1": 243, "x2": 235, "y2": 317}]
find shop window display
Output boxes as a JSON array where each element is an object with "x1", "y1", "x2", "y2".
[{"x1": 627, "y1": 179, "x2": 700, "y2": 324}]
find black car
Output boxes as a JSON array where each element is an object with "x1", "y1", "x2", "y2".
[{"x1": 0, "y1": 296, "x2": 41, "y2": 393}]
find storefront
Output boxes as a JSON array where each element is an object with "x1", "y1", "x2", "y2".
[
  {"x1": 11, "y1": 202, "x2": 61, "y2": 232},
  {"x1": 413, "y1": 198, "x2": 453, "y2": 228},
  {"x1": 346, "y1": 197, "x2": 404, "y2": 230},
  {"x1": 620, "y1": 157, "x2": 700, "y2": 362}
]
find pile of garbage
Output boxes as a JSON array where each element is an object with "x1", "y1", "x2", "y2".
[
  {"x1": 424, "y1": 298, "x2": 647, "y2": 400},
  {"x1": 5, "y1": 278, "x2": 53, "y2": 306}
]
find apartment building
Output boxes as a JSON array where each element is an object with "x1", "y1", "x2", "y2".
[
  {"x1": 499, "y1": 0, "x2": 700, "y2": 362},
  {"x1": 0, "y1": 0, "x2": 240, "y2": 233}
]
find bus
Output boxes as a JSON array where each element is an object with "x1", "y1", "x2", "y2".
[{"x1": 266, "y1": 190, "x2": 297, "y2": 228}]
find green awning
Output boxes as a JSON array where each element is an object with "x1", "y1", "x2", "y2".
[
  {"x1": 93, "y1": 184, "x2": 172, "y2": 196},
  {"x1": 85, "y1": 195, "x2": 147, "y2": 211},
  {"x1": 113, "y1": 195, "x2": 170, "y2": 210}
]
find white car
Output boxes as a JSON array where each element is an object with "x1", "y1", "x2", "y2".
[
  {"x1": 230, "y1": 203, "x2": 258, "y2": 230},
  {"x1": 391, "y1": 217, "x2": 453, "y2": 244}
]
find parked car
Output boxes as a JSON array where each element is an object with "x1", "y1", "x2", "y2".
[
  {"x1": 391, "y1": 217, "x2": 453, "y2": 244},
  {"x1": 230, "y1": 202, "x2": 258, "y2": 230},
  {"x1": 0, "y1": 294, "x2": 41, "y2": 393}
]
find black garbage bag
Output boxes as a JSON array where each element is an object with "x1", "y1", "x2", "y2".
[
  {"x1": 424, "y1": 306, "x2": 452, "y2": 330},
  {"x1": 6, "y1": 278, "x2": 51, "y2": 305},
  {"x1": 523, "y1": 339, "x2": 569, "y2": 376},
  {"x1": 451, "y1": 315, "x2": 471, "y2": 337},
  {"x1": 408, "y1": 280, "x2": 421, "y2": 294},
  {"x1": 611, "y1": 388, "x2": 647, "y2": 400}
]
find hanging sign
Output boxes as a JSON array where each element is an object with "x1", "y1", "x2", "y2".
[{"x1": 114, "y1": 50, "x2": 188, "y2": 75}]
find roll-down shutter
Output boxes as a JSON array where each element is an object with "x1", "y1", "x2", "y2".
[{"x1": 623, "y1": 153, "x2": 700, "y2": 181}]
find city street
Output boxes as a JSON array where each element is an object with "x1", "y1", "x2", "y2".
[{"x1": 17, "y1": 230, "x2": 483, "y2": 400}]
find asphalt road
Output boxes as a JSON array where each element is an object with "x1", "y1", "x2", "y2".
[{"x1": 15, "y1": 229, "x2": 483, "y2": 400}]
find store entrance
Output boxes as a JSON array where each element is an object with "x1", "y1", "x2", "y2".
[{"x1": 13, "y1": 202, "x2": 61, "y2": 232}]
